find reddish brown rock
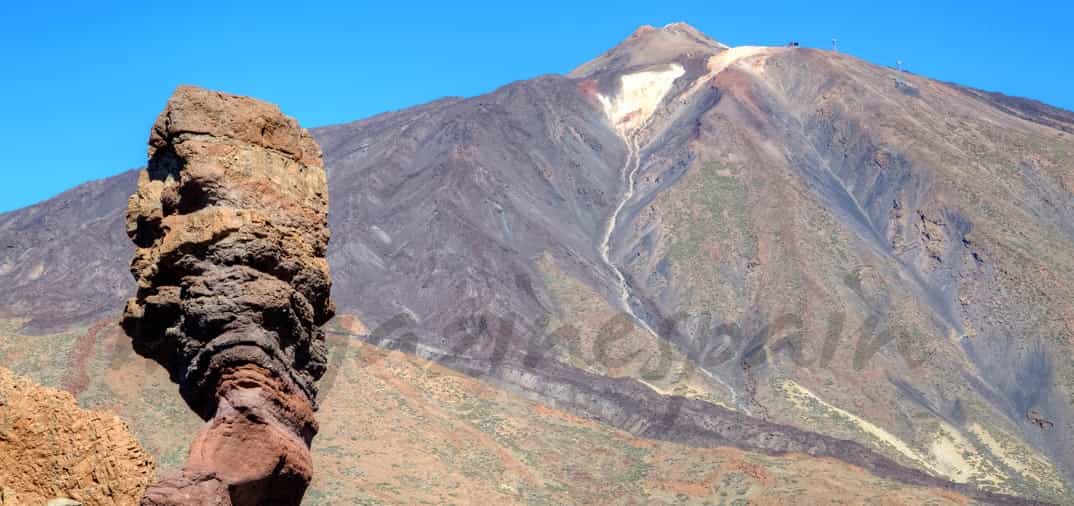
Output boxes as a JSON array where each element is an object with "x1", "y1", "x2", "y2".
[
  {"x1": 0, "y1": 367, "x2": 155, "y2": 506},
  {"x1": 123, "y1": 85, "x2": 333, "y2": 505}
]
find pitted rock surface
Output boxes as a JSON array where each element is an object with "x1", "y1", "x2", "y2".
[
  {"x1": 123, "y1": 85, "x2": 333, "y2": 505},
  {"x1": 0, "y1": 367, "x2": 155, "y2": 506}
]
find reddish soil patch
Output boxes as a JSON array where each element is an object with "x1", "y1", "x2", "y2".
[{"x1": 63, "y1": 319, "x2": 113, "y2": 396}]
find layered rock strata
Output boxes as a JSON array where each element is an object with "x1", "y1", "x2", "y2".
[{"x1": 122, "y1": 85, "x2": 333, "y2": 505}]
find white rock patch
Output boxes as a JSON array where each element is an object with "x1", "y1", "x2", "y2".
[
  {"x1": 369, "y1": 225, "x2": 391, "y2": 244},
  {"x1": 682, "y1": 46, "x2": 775, "y2": 100},
  {"x1": 598, "y1": 63, "x2": 685, "y2": 135},
  {"x1": 781, "y1": 379, "x2": 943, "y2": 477}
]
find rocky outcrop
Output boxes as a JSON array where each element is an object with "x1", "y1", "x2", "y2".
[
  {"x1": 0, "y1": 367, "x2": 155, "y2": 505},
  {"x1": 122, "y1": 85, "x2": 333, "y2": 505}
]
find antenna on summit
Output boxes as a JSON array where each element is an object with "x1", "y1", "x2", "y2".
[
  {"x1": 831, "y1": 38, "x2": 839, "y2": 52},
  {"x1": 897, "y1": 59, "x2": 903, "y2": 72}
]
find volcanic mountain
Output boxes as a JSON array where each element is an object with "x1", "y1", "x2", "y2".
[{"x1": 2, "y1": 23, "x2": 1073, "y2": 503}]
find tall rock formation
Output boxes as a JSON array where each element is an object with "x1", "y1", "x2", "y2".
[{"x1": 122, "y1": 85, "x2": 334, "y2": 505}]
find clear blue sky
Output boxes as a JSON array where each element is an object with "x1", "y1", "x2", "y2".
[{"x1": 2, "y1": 1, "x2": 1072, "y2": 213}]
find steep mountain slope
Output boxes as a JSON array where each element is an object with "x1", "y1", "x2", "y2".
[
  {"x1": 598, "y1": 34, "x2": 1074, "y2": 500},
  {"x1": 0, "y1": 170, "x2": 137, "y2": 331},
  {"x1": 0, "y1": 23, "x2": 1072, "y2": 503}
]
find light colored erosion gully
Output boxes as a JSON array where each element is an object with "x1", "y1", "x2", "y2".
[{"x1": 595, "y1": 59, "x2": 759, "y2": 410}]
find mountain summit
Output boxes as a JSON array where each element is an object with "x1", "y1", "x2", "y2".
[
  {"x1": 570, "y1": 22, "x2": 728, "y2": 77},
  {"x1": 1, "y1": 24, "x2": 1073, "y2": 504}
]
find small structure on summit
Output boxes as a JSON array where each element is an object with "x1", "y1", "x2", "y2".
[{"x1": 123, "y1": 85, "x2": 334, "y2": 505}]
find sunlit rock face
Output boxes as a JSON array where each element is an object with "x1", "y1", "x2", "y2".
[
  {"x1": 597, "y1": 63, "x2": 685, "y2": 135},
  {"x1": 122, "y1": 85, "x2": 333, "y2": 505},
  {"x1": 0, "y1": 367, "x2": 155, "y2": 506}
]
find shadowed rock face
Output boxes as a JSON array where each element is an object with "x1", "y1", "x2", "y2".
[{"x1": 121, "y1": 85, "x2": 333, "y2": 505}]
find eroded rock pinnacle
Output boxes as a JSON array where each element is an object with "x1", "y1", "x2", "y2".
[{"x1": 123, "y1": 85, "x2": 334, "y2": 505}]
